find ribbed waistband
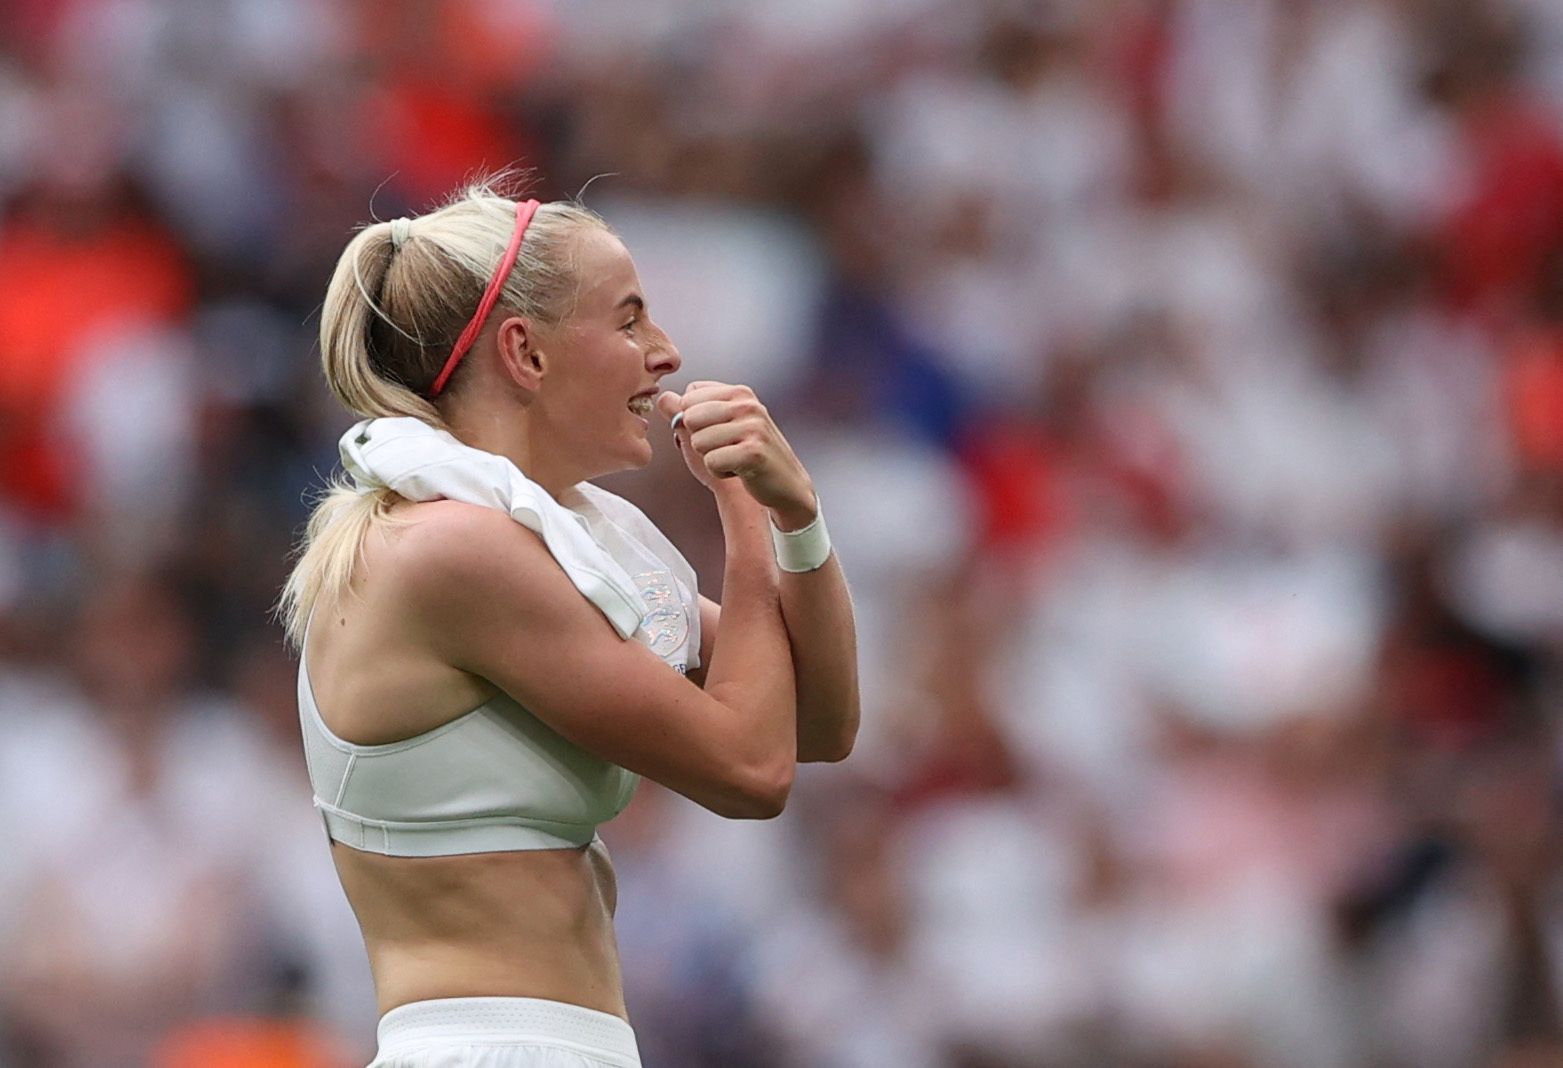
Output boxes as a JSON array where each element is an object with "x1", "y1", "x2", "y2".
[{"x1": 376, "y1": 997, "x2": 640, "y2": 1065}]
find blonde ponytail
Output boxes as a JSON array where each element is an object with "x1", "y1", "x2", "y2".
[{"x1": 278, "y1": 177, "x2": 610, "y2": 647}]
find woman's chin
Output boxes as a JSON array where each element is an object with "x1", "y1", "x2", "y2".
[{"x1": 607, "y1": 437, "x2": 654, "y2": 473}]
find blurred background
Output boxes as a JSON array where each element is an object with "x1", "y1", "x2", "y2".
[{"x1": 2, "y1": 0, "x2": 1563, "y2": 1065}]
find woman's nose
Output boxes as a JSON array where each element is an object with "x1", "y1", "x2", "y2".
[{"x1": 646, "y1": 320, "x2": 681, "y2": 375}]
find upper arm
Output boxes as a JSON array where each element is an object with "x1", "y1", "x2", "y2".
[{"x1": 389, "y1": 504, "x2": 786, "y2": 818}]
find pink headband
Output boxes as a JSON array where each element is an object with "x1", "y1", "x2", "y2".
[{"x1": 428, "y1": 198, "x2": 541, "y2": 398}]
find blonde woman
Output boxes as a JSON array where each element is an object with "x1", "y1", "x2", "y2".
[{"x1": 279, "y1": 184, "x2": 859, "y2": 1068}]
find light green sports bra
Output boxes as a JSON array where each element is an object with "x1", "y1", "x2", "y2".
[{"x1": 297, "y1": 485, "x2": 701, "y2": 856}]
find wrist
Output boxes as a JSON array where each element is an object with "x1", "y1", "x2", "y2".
[
  {"x1": 716, "y1": 488, "x2": 772, "y2": 547},
  {"x1": 770, "y1": 495, "x2": 832, "y2": 573},
  {"x1": 714, "y1": 480, "x2": 764, "y2": 518},
  {"x1": 768, "y1": 494, "x2": 818, "y2": 533}
]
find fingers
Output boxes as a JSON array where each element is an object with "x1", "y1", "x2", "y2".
[
  {"x1": 677, "y1": 400, "x2": 738, "y2": 434},
  {"x1": 657, "y1": 383, "x2": 743, "y2": 432},
  {"x1": 660, "y1": 382, "x2": 770, "y2": 483},
  {"x1": 679, "y1": 381, "x2": 754, "y2": 410},
  {"x1": 687, "y1": 419, "x2": 747, "y2": 454},
  {"x1": 702, "y1": 443, "x2": 762, "y2": 480},
  {"x1": 680, "y1": 394, "x2": 766, "y2": 433},
  {"x1": 654, "y1": 390, "x2": 682, "y2": 423},
  {"x1": 657, "y1": 380, "x2": 807, "y2": 503},
  {"x1": 688, "y1": 413, "x2": 767, "y2": 482}
]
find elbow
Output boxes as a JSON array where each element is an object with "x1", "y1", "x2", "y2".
[
  {"x1": 718, "y1": 757, "x2": 795, "y2": 820},
  {"x1": 800, "y1": 701, "x2": 860, "y2": 763},
  {"x1": 810, "y1": 731, "x2": 857, "y2": 764}
]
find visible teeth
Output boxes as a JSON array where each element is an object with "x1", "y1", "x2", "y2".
[{"x1": 628, "y1": 395, "x2": 653, "y2": 416}]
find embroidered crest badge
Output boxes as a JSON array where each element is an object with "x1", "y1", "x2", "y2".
[{"x1": 633, "y1": 571, "x2": 688, "y2": 658}]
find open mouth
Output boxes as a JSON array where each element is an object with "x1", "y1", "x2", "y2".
[{"x1": 628, "y1": 392, "x2": 655, "y2": 417}]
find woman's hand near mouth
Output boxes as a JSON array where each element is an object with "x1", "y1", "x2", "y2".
[{"x1": 656, "y1": 381, "x2": 816, "y2": 529}]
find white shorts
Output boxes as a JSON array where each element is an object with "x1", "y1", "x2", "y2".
[{"x1": 367, "y1": 997, "x2": 642, "y2": 1068}]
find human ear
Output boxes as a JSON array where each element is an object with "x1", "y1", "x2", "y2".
[{"x1": 495, "y1": 315, "x2": 546, "y2": 391}]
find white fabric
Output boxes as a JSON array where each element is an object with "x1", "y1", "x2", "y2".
[
  {"x1": 304, "y1": 419, "x2": 703, "y2": 856},
  {"x1": 369, "y1": 997, "x2": 641, "y2": 1068},
  {"x1": 560, "y1": 482, "x2": 703, "y2": 673},
  {"x1": 299, "y1": 655, "x2": 640, "y2": 853},
  {"x1": 339, "y1": 417, "x2": 646, "y2": 639}
]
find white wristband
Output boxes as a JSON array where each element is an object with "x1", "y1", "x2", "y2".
[{"x1": 770, "y1": 498, "x2": 831, "y2": 573}]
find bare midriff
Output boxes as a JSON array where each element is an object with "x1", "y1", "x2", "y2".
[
  {"x1": 331, "y1": 836, "x2": 626, "y2": 1019},
  {"x1": 308, "y1": 504, "x2": 629, "y2": 1021}
]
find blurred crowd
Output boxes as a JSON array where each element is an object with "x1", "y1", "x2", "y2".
[{"x1": 2, "y1": 0, "x2": 1563, "y2": 1065}]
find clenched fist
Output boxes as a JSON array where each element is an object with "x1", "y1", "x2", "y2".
[{"x1": 656, "y1": 381, "x2": 817, "y2": 530}]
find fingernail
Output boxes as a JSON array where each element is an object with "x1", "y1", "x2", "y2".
[{"x1": 670, "y1": 412, "x2": 684, "y2": 432}]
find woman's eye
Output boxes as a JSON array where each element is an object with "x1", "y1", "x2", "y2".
[{"x1": 621, "y1": 318, "x2": 637, "y2": 332}]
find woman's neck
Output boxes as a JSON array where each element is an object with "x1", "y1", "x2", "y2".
[{"x1": 441, "y1": 402, "x2": 575, "y2": 500}]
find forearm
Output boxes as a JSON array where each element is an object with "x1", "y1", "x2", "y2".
[
  {"x1": 774, "y1": 521, "x2": 860, "y2": 763},
  {"x1": 659, "y1": 378, "x2": 850, "y2": 765},
  {"x1": 703, "y1": 490, "x2": 797, "y2": 765}
]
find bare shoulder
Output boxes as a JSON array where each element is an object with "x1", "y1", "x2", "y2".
[
  {"x1": 364, "y1": 500, "x2": 566, "y2": 632},
  {"x1": 375, "y1": 499, "x2": 542, "y2": 575}
]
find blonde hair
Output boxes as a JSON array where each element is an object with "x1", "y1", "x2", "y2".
[{"x1": 278, "y1": 177, "x2": 610, "y2": 648}]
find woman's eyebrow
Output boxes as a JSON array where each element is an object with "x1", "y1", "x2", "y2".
[{"x1": 615, "y1": 294, "x2": 645, "y2": 312}]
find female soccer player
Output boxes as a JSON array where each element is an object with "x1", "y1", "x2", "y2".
[{"x1": 279, "y1": 183, "x2": 859, "y2": 1067}]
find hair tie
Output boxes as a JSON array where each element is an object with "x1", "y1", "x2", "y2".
[
  {"x1": 428, "y1": 199, "x2": 540, "y2": 398},
  {"x1": 389, "y1": 217, "x2": 412, "y2": 250}
]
